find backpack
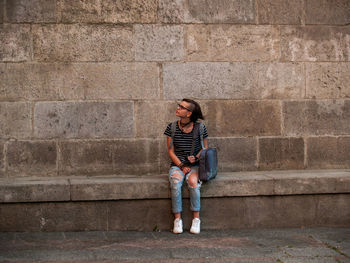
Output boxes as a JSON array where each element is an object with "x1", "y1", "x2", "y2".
[{"x1": 170, "y1": 121, "x2": 218, "y2": 182}]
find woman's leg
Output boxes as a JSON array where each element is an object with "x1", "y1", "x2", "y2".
[
  {"x1": 169, "y1": 166, "x2": 185, "y2": 216},
  {"x1": 187, "y1": 167, "x2": 201, "y2": 234},
  {"x1": 186, "y1": 167, "x2": 201, "y2": 218},
  {"x1": 169, "y1": 166, "x2": 185, "y2": 234},
  {"x1": 193, "y1": 211, "x2": 200, "y2": 219}
]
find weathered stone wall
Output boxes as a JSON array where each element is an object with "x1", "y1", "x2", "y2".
[{"x1": 0, "y1": 0, "x2": 349, "y2": 177}]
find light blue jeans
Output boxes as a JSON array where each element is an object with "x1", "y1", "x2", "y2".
[{"x1": 169, "y1": 166, "x2": 201, "y2": 214}]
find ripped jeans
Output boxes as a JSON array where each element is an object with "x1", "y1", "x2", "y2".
[{"x1": 169, "y1": 166, "x2": 201, "y2": 214}]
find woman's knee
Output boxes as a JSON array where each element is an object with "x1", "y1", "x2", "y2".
[
  {"x1": 170, "y1": 172, "x2": 183, "y2": 186},
  {"x1": 187, "y1": 173, "x2": 199, "y2": 188}
]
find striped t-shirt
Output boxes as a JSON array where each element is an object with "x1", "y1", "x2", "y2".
[{"x1": 164, "y1": 121, "x2": 208, "y2": 166}]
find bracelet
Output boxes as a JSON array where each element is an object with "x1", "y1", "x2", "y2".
[{"x1": 178, "y1": 162, "x2": 184, "y2": 169}]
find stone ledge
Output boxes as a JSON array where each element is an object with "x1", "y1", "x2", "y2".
[
  {"x1": 0, "y1": 170, "x2": 349, "y2": 203},
  {"x1": 0, "y1": 178, "x2": 70, "y2": 203}
]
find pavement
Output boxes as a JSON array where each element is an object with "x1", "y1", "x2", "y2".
[{"x1": 0, "y1": 228, "x2": 349, "y2": 263}]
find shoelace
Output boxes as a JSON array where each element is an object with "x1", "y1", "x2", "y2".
[
  {"x1": 175, "y1": 219, "x2": 182, "y2": 227},
  {"x1": 192, "y1": 219, "x2": 200, "y2": 227}
]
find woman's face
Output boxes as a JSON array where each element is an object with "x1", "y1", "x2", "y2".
[{"x1": 176, "y1": 101, "x2": 192, "y2": 118}]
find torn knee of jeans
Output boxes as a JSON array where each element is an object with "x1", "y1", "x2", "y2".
[
  {"x1": 170, "y1": 174, "x2": 182, "y2": 185},
  {"x1": 188, "y1": 180, "x2": 200, "y2": 189}
]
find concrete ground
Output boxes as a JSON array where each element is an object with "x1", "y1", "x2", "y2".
[{"x1": 0, "y1": 228, "x2": 349, "y2": 263}]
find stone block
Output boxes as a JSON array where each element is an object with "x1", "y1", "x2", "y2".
[
  {"x1": 256, "y1": 63, "x2": 305, "y2": 99},
  {"x1": 258, "y1": 0, "x2": 303, "y2": 25},
  {"x1": 244, "y1": 196, "x2": 278, "y2": 228},
  {"x1": 0, "y1": 62, "x2": 159, "y2": 101},
  {"x1": 265, "y1": 170, "x2": 350, "y2": 195},
  {"x1": 306, "y1": 62, "x2": 350, "y2": 99},
  {"x1": 158, "y1": 0, "x2": 255, "y2": 24},
  {"x1": 157, "y1": 0, "x2": 185, "y2": 23},
  {"x1": 0, "y1": 102, "x2": 32, "y2": 139},
  {"x1": 34, "y1": 101, "x2": 134, "y2": 139},
  {"x1": 283, "y1": 100, "x2": 350, "y2": 136},
  {"x1": 185, "y1": 25, "x2": 209, "y2": 61},
  {"x1": 209, "y1": 25, "x2": 279, "y2": 62},
  {"x1": 83, "y1": 63, "x2": 160, "y2": 100},
  {"x1": 307, "y1": 137, "x2": 350, "y2": 169},
  {"x1": 135, "y1": 25, "x2": 184, "y2": 62},
  {"x1": 201, "y1": 197, "x2": 248, "y2": 229},
  {"x1": 108, "y1": 199, "x2": 172, "y2": 231},
  {"x1": 59, "y1": 139, "x2": 159, "y2": 176},
  {"x1": 244, "y1": 195, "x2": 319, "y2": 228},
  {"x1": 7, "y1": 141, "x2": 57, "y2": 177},
  {"x1": 5, "y1": 0, "x2": 56, "y2": 22},
  {"x1": 59, "y1": 0, "x2": 157, "y2": 23},
  {"x1": 0, "y1": 203, "x2": 43, "y2": 231},
  {"x1": 185, "y1": 25, "x2": 280, "y2": 62},
  {"x1": 163, "y1": 62, "x2": 303, "y2": 100},
  {"x1": 32, "y1": 24, "x2": 133, "y2": 62},
  {"x1": 103, "y1": 0, "x2": 157, "y2": 23},
  {"x1": 70, "y1": 176, "x2": 169, "y2": 201},
  {"x1": 305, "y1": 0, "x2": 350, "y2": 25},
  {"x1": 57, "y1": 0, "x2": 100, "y2": 23},
  {"x1": 209, "y1": 138, "x2": 257, "y2": 172},
  {"x1": 159, "y1": 137, "x2": 171, "y2": 174},
  {"x1": 259, "y1": 137, "x2": 304, "y2": 170},
  {"x1": 281, "y1": 26, "x2": 350, "y2": 62},
  {"x1": 0, "y1": 177, "x2": 70, "y2": 202},
  {"x1": 269, "y1": 195, "x2": 318, "y2": 228},
  {"x1": 0, "y1": 202, "x2": 107, "y2": 231},
  {"x1": 0, "y1": 141, "x2": 4, "y2": 177},
  {"x1": 204, "y1": 100, "x2": 281, "y2": 137},
  {"x1": 112, "y1": 139, "x2": 160, "y2": 175},
  {"x1": 0, "y1": 24, "x2": 31, "y2": 62},
  {"x1": 202, "y1": 172, "x2": 274, "y2": 198},
  {"x1": 59, "y1": 141, "x2": 114, "y2": 176},
  {"x1": 315, "y1": 194, "x2": 350, "y2": 226},
  {"x1": 41, "y1": 202, "x2": 108, "y2": 231},
  {"x1": 0, "y1": 63, "x2": 61, "y2": 101},
  {"x1": 135, "y1": 100, "x2": 175, "y2": 138},
  {"x1": 186, "y1": 0, "x2": 255, "y2": 23},
  {"x1": 0, "y1": 0, "x2": 4, "y2": 23},
  {"x1": 164, "y1": 62, "x2": 253, "y2": 99}
]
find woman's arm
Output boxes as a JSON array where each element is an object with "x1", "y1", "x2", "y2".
[
  {"x1": 195, "y1": 138, "x2": 208, "y2": 158},
  {"x1": 203, "y1": 138, "x2": 208, "y2": 149},
  {"x1": 167, "y1": 137, "x2": 191, "y2": 173},
  {"x1": 188, "y1": 138, "x2": 208, "y2": 163},
  {"x1": 167, "y1": 137, "x2": 181, "y2": 166}
]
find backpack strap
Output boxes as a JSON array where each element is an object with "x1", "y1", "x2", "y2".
[
  {"x1": 199, "y1": 122, "x2": 205, "y2": 149},
  {"x1": 169, "y1": 121, "x2": 177, "y2": 149},
  {"x1": 190, "y1": 122, "x2": 201, "y2": 155}
]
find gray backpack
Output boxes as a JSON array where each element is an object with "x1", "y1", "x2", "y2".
[{"x1": 170, "y1": 121, "x2": 218, "y2": 182}]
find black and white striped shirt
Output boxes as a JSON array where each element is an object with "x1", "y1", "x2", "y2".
[{"x1": 164, "y1": 121, "x2": 208, "y2": 166}]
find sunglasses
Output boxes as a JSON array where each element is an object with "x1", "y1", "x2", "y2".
[{"x1": 177, "y1": 103, "x2": 192, "y2": 112}]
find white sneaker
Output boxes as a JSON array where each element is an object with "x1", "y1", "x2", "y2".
[
  {"x1": 190, "y1": 218, "x2": 200, "y2": 234},
  {"x1": 173, "y1": 218, "x2": 183, "y2": 234}
]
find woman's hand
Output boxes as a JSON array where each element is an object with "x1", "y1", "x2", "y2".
[
  {"x1": 187, "y1": 155, "x2": 196, "y2": 164},
  {"x1": 182, "y1": 166, "x2": 191, "y2": 174}
]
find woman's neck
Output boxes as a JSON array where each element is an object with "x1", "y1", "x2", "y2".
[
  {"x1": 178, "y1": 119, "x2": 192, "y2": 133},
  {"x1": 180, "y1": 118, "x2": 191, "y2": 125}
]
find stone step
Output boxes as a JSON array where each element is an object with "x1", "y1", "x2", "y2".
[
  {"x1": 1, "y1": 169, "x2": 350, "y2": 203},
  {"x1": 0, "y1": 170, "x2": 349, "y2": 231}
]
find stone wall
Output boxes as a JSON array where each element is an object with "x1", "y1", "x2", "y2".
[{"x1": 0, "y1": 0, "x2": 349, "y2": 177}]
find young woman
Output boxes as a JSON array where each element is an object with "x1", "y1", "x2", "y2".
[{"x1": 164, "y1": 99, "x2": 208, "y2": 234}]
